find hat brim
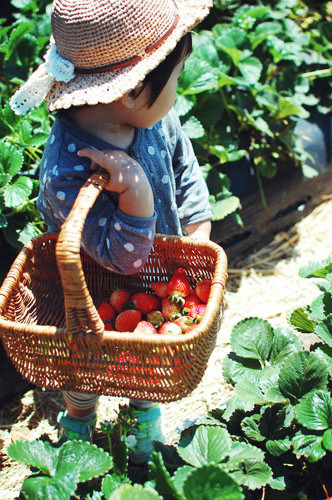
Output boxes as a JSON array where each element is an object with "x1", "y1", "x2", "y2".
[{"x1": 46, "y1": 0, "x2": 212, "y2": 111}]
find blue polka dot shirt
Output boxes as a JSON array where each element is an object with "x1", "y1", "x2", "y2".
[{"x1": 37, "y1": 109, "x2": 212, "y2": 274}]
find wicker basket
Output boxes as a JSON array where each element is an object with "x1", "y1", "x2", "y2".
[{"x1": 0, "y1": 170, "x2": 228, "y2": 402}]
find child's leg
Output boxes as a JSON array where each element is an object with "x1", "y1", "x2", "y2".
[
  {"x1": 128, "y1": 398, "x2": 165, "y2": 464},
  {"x1": 57, "y1": 391, "x2": 99, "y2": 441}
]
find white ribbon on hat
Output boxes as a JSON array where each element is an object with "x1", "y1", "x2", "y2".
[{"x1": 10, "y1": 37, "x2": 76, "y2": 115}]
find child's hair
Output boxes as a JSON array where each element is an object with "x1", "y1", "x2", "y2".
[{"x1": 138, "y1": 33, "x2": 192, "y2": 107}]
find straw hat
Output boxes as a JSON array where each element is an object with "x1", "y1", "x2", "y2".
[{"x1": 10, "y1": 0, "x2": 212, "y2": 114}]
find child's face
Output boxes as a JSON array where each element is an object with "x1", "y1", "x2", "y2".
[{"x1": 126, "y1": 59, "x2": 184, "y2": 129}]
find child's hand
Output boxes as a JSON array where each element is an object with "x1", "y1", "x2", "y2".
[{"x1": 77, "y1": 148, "x2": 154, "y2": 219}]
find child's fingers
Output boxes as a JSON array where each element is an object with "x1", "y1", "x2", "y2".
[{"x1": 77, "y1": 147, "x2": 106, "y2": 166}]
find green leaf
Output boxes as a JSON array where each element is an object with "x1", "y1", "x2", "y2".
[
  {"x1": 295, "y1": 390, "x2": 332, "y2": 431},
  {"x1": 275, "y1": 98, "x2": 300, "y2": 119},
  {"x1": 241, "y1": 414, "x2": 266, "y2": 442},
  {"x1": 5, "y1": 22, "x2": 34, "y2": 61},
  {"x1": 279, "y1": 351, "x2": 328, "y2": 403},
  {"x1": 265, "y1": 438, "x2": 292, "y2": 457},
  {"x1": 314, "y1": 322, "x2": 332, "y2": 349},
  {"x1": 288, "y1": 307, "x2": 316, "y2": 333},
  {"x1": 238, "y1": 57, "x2": 262, "y2": 84},
  {"x1": 102, "y1": 474, "x2": 130, "y2": 500},
  {"x1": 182, "y1": 464, "x2": 244, "y2": 500},
  {"x1": 299, "y1": 258, "x2": 332, "y2": 279},
  {"x1": 226, "y1": 441, "x2": 265, "y2": 469},
  {"x1": 210, "y1": 196, "x2": 241, "y2": 221},
  {"x1": 113, "y1": 439, "x2": 128, "y2": 476},
  {"x1": 222, "y1": 353, "x2": 262, "y2": 386},
  {"x1": 57, "y1": 441, "x2": 113, "y2": 482},
  {"x1": 172, "y1": 466, "x2": 195, "y2": 497},
  {"x1": 3, "y1": 176, "x2": 33, "y2": 207},
  {"x1": 234, "y1": 379, "x2": 267, "y2": 405},
  {"x1": 230, "y1": 318, "x2": 274, "y2": 363},
  {"x1": 0, "y1": 173, "x2": 12, "y2": 188},
  {"x1": 230, "y1": 459, "x2": 272, "y2": 490},
  {"x1": 269, "y1": 327, "x2": 304, "y2": 364},
  {"x1": 292, "y1": 430, "x2": 325, "y2": 462},
  {"x1": 179, "y1": 57, "x2": 218, "y2": 95},
  {"x1": 250, "y1": 22, "x2": 282, "y2": 49},
  {"x1": 223, "y1": 396, "x2": 255, "y2": 421},
  {"x1": 322, "y1": 428, "x2": 332, "y2": 451},
  {"x1": 181, "y1": 116, "x2": 204, "y2": 139},
  {"x1": 175, "y1": 94, "x2": 194, "y2": 116},
  {"x1": 0, "y1": 142, "x2": 24, "y2": 176},
  {"x1": 21, "y1": 462, "x2": 80, "y2": 500},
  {"x1": 7, "y1": 440, "x2": 58, "y2": 476},
  {"x1": 149, "y1": 452, "x2": 184, "y2": 500},
  {"x1": 177, "y1": 425, "x2": 232, "y2": 467},
  {"x1": 110, "y1": 484, "x2": 163, "y2": 500}
]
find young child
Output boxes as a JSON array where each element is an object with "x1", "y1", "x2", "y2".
[{"x1": 10, "y1": 0, "x2": 213, "y2": 463}]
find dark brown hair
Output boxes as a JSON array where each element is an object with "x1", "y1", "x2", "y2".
[{"x1": 137, "y1": 32, "x2": 192, "y2": 107}]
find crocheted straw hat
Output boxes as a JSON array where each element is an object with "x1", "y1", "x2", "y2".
[{"x1": 41, "y1": 0, "x2": 211, "y2": 111}]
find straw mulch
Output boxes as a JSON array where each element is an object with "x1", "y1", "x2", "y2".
[{"x1": 0, "y1": 197, "x2": 331, "y2": 500}]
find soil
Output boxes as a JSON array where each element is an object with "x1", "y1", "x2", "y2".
[{"x1": 0, "y1": 197, "x2": 331, "y2": 500}]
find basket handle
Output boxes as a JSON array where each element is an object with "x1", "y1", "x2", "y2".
[{"x1": 55, "y1": 168, "x2": 109, "y2": 339}]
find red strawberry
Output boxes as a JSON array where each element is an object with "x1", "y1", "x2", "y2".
[
  {"x1": 161, "y1": 297, "x2": 182, "y2": 321},
  {"x1": 173, "y1": 315, "x2": 194, "y2": 333},
  {"x1": 97, "y1": 301, "x2": 116, "y2": 321},
  {"x1": 115, "y1": 309, "x2": 141, "y2": 332},
  {"x1": 167, "y1": 268, "x2": 191, "y2": 305},
  {"x1": 150, "y1": 281, "x2": 169, "y2": 298},
  {"x1": 147, "y1": 309, "x2": 165, "y2": 328},
  {"x1": 133, "y1": 320, "x2": 157, "y2": 335},
  {"x1": 131, "y1": 292, "x2": 161, "y2": 315},
  {"x1": 158, "y1": 321, "x2": 182, "y2": 335},
  {"x1": 183, "y1": 291, "x2": 203, "y2": 312},
  {"x1": 109, "y1": 289, "x2": 132, "y2": 313},
  {"x1": 104, "y1": 322, "x2": 114, "y2": 331},
  {"x1": 195, "y1": 279, "x2": 212, "y2": 304},
  {"x1": 189, "y1": 304, "x2": 207, "y2": 322}
]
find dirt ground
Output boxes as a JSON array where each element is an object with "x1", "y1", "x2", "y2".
[{"x1": 0, "y1": 197, "x2": 331, "y2": 500}]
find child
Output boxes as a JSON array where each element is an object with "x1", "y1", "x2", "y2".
[{"x1": 10, "y1": 0, "x2": 213, "y2": 463}]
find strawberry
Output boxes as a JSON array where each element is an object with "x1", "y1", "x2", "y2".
[
  {"x1": 131, "y1": 292, "x2": 161, "y2": 315},
  {"x1": 167, "y1": 267, "x2": 191, "y2": 305},
  {"x1": 133, "y1": 320, "x2": 157, "y2": 335},
  {"x1": 104, "y1": 322, "x2": 114, "y2": 331},
  {"x1": 159, "y1": 321, "x2": 182, "y2": 335},
  {"x1": 188, "y1": 304, "x2": 207, "y2": 322},
  {"x1": 183, "y1": 291, "x2": 203, "y2": 312},
  {"x1": 195, "y1": 279, "x2": 212, "y2": 304},
  {"x1": 97, "y1": 301, "x2": 116, "y2": 321},
  {"x1": 161, "y1": 297, "x2": 182, "y2": 321},
  {"x1": 173, "y1": 315, "x2": 194, "y2": 333},
  {"x1": 115, "y1": 309, "x2": 141, "y2": 332},
  {"x1": 150, "y1": 281, "x2": 169, "y2": 298},
  {"x1": 109, "y1": 288, "x2": 132, "y2": 313},
  {"x1": 147, "y1": 309, "x2": 165, "y2": 328}
]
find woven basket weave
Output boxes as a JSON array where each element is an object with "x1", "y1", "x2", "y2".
[{"x1": 0, "y1": 170, "x2": 228, "y2": 402}]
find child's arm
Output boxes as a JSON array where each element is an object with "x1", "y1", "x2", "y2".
[
  {"x1": 77, "y1": 148, "x2": 154, "y2": 219},
  {"x1": 185, "y1": 219, "x2": 211, "y2": 241}
]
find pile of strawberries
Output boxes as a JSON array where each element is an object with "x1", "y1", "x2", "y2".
[{"x1": 97, "y1": 267, "x2": 211, "y2": 335}]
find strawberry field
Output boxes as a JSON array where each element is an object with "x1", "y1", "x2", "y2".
[{"x1": 1, "y1": 0, "x2": 332, "y2": 499}]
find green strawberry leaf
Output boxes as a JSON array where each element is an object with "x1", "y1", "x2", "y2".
[
  {"x1": 299, "y1": 258, "x2": 332, "y2": 279},
  {"x1": 294, "y1": 390, "x2": 332, "y2": 431},
  {"x1": 241, "y1": 414, "x2": 266, "y2": 442},
  {"x1": 288, "y1": 307, "x2": 316, "y2": 334},
  {"x1": 57, "y1": 440, "x2": 113, "y2": 482},
  {"x1": 229, "y1": 459, "x2": 272, "y2": 490},
  {"x1": 102, "y1": 473, "x2": 130, "y2": 500},
  {"x1": 279, "y1": 351, "x2": 328, "y2": 403},
  {"x1": 238, "y1": 56, "x2": 262, "y2": 84},
  {"x1": 226, "y1": 441, "x2": 265, "y2": 470},
  {"x1": 172, "y1": 466, "x2": 194, "y2": 497},
  {"x1": 210, "y1": 196, "x2": 241, "y2": 221},
  {"x1": 7, "y1": 439, "x2": 58, "y2": 476},
  {"x1": 322, "y1": 429, "x2": 332, "y2": 451},
  {"x1": 177, "y1": 425, "x2": 232, "y2": 467},
  {"x1": 182, "y1": 464, "x2": 244, "y2": 500},
  {"x1": 269, "y1": 327, "x2": 303, "y2": 364},
  {"x1": 222, "y1": 353, "x2": 262, "y2": 386},
  {"x1": 265, "y1": 438, "x2": 292, "y2": 457},
  {"x1": 149, "y1": 452, "x2": 184, "y2": 500},
  {"x1": 109, "y1": 484, "x2": 163, "y2": 500},
  {"x1": 0, "y1": 142, "x2": 24, "y2": 176},
  {"x1": 3, "y1": 176, "x2": 33, "y2": 207},
  {"x1": 179, "y1": 57, "x2": 218, "y2": 95},
  {"x1": 21, "y1": 462, "x2": 80, "y2": 500},
  {"x1": 314, "y1": 322, "x2": 332, "y2": 349},
  {"x1": 292, "y1": 430, "x2": 325, "y2": 462},
  {"x1": 230, "y1": 318, "x2": 273, "y2": 363},
  {"x1": 181, "y1": 116, "x2": 204, "y2": 139}
]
